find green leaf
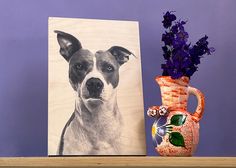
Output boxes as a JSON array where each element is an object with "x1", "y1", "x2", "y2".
[
  {"x1": 170, "y1": 114, "x2": 187, "y2": 126},
  {"x1": 169, "y1": 132, "x2": 185, "y2": 147}
]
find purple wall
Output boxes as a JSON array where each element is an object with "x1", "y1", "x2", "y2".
[{"x1": 0, "y1": 0, "x2": 235, "y2": 156}]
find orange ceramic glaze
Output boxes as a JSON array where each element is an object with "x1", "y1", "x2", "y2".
[{"x1": 148, "y1": 76, "x2": 205, "y2": 156}]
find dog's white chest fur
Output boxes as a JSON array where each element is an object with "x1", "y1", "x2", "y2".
[{"x1": 61, "y1": 104, "x2": 122, "y2": 155}]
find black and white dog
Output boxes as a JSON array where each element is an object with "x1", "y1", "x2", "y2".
[{"x1": 54, "y1": 31, "x2": 134, "y2": 155}]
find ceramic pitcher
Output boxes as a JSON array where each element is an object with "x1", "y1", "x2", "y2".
[{"x1": 147, "y1": 76, "x2": 205, "y2": 156}]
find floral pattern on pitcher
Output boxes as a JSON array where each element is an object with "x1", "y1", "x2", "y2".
[{"x1": 149, "y1": 106, "x2": 187, "y2": 148}]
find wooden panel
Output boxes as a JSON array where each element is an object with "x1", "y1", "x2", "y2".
[
  {"x1": 0, "y1": 157, "x2": 236, "y2": 168},
  {"x1": 48, "y1": 18, "x2": 146, "y2": 155}
]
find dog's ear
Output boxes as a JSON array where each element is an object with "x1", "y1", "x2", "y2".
[
  {"x1": 108, "y1": 46, "x2": 135, "y2": 65},
  {"x1": 54, "y1": 30, "x2": 82, "y2": 62}
]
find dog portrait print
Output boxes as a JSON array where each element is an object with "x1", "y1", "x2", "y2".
[{"x1": 48, "y1": 18, "x2": 146, "y2": 155}]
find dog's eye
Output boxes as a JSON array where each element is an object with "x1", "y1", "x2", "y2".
[
  {"x1": 105, "y1": 65, "x2": 114, "y2": 72},
  {"x1": 74, "y1": 63, "x2": 84, "y2": 71}
]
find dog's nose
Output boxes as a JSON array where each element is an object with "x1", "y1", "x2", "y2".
[{"x1": 86, "y1": 78, "x2": 104, "y2": 97}]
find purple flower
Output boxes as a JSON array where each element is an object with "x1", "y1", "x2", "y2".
[
  {"x1": 161, "y1": 60, "x2": 173, "y2": 71},
  {"x1": 177, "y1": 21, "x2": 186, "y2": 31},
  {"x1": 207, "y1": 47, "x2": 215, "y2": 55},
  {"x1": 197, "y1": 35, "x2": 208, "y2": 46},
  {"x1": 189, "y1": 35, "x2": 215, "y2": 67},
  {"x1": 170, "y1": 23, "x2": 189, "y2": 49},
  {"x1": 162, "y1": 46, "x2": 171, "y2": 60},
  {"x1": 162, "y1": 60, "x2": 184, "y2": 79},
  {"x1": 170, "y1": 69, "x2": 184, "y2": 79},
  {"x1": 162, "y1": 32, "x2": 174, "y2": 46},
  {"x1": 185, "y1": 66, "x2": 197, "y2": 77},
  {"x1": 176, "y1": 31, "x2": 189, "y2": 42},
  {"x1": 169, "y1": 50, "x2": 190, "y2": 68},
  {"x1": 189, "y1": 49, "x2": 201, "y2": 65},
  {"x1": 182, "y1": 57, "x2": 192, "y2": 68},
  {"x1": 172, "y1": 38, "x2": 185, "y2": 49},
  {"x1": 171, "y1": 25, "x2": 178, "y2": 34},
  {"x1": 160, "y1": 11, "x2": 215, "y2": 79},
  {"x1": 183, "y1": 43, "x2": 191, "y2": 51},
  {"x1": 162, "y1": 11, "x2": 177, "y2": 28}
]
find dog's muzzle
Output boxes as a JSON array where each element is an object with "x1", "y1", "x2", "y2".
[{"x1": 86, "y1": 78, "x2": 104, "y2": 98}]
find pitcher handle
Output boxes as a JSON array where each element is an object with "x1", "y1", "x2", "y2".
[{"x1": 188, "y1": 86, "x2": 205, "y2": 123}]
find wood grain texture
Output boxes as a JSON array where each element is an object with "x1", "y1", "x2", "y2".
[
  {"x1": 0, "y1": 157, "x2": 236, "y2": 167},
  {"x1": 48, "y1": 18, "x2": 146, "y2": 155}
]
